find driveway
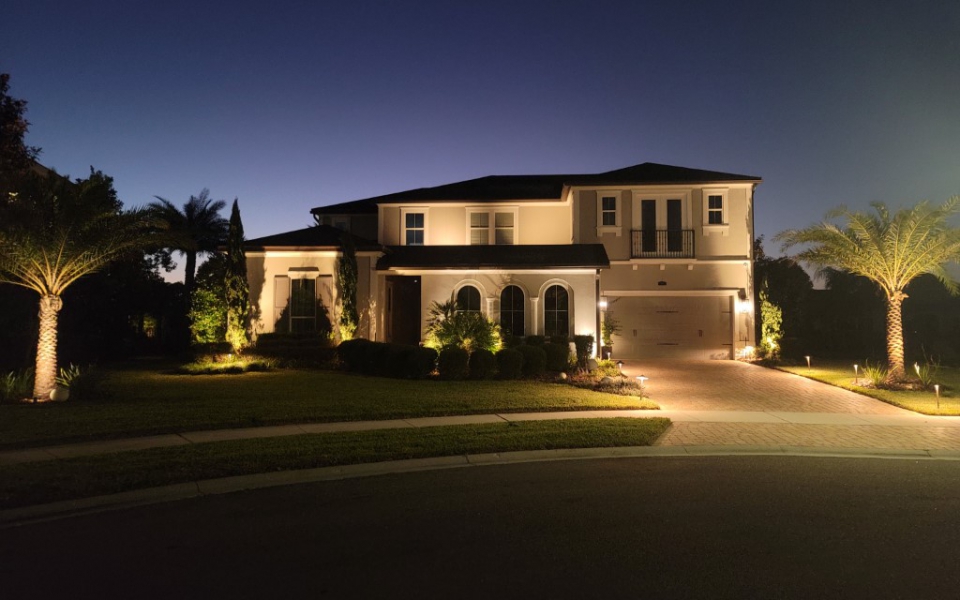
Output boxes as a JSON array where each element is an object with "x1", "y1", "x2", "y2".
[{"x1": 618, "y1": 359, "x2": 908, "y2": 414}]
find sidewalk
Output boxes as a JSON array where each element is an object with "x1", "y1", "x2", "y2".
[{"x1": 5, "y1": 408, "x2": 960, "y2": 467}]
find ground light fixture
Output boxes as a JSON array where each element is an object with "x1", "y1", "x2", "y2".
[
  {"x1": 854, "y1": 363, "x2": 859, "y2": 385},
  {"x1": 935, "y1": 384, "x2": 941, "y2": 412},
  {"x1": 636, "y1": 375, "x2": 648, "y2": 400},
  {"x1": 805, "y1": 355, "x2": 811, "y2": 369}
]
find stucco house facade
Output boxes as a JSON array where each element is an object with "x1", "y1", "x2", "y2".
[{"x1": 245, "y1": 162, "x2": 761, "y2": 359}]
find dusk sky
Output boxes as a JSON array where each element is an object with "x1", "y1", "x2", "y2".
[{"x1": 4, "y1": 1, "x2": 959, "y2": 270}]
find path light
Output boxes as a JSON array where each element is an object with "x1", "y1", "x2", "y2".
[
  {"x1": 617, "y1": 360, "x2": 623, "y2": 374},
  {"x1": 854, "y1": 364, "x2": 859, "y2": 385},
  {"x1": 935, "y1": 384, "x2": 941, "y2": 412},
  {"x1": 636, "y1": 375, "x2": 649, "y2": 400},
  {"x1": 805, "y1": 355, "x2": 811, "y2": 369}
]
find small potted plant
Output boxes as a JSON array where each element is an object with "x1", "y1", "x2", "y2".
[{"x1": 601, "y1": 313, "x2": 621, "y2": 360}]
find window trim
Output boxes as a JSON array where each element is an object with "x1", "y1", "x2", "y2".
[
  {"x1": 541, "y1": 282, "x2": 571, "y2": 338},
  {"x1": 401, "y1": 207, "x2": 428, "y2": 246},
  {"x1": 595, "y1": 190, "x2": 622, "y2": 236},
  {"x1": 701, "y1": 188, "x2": 729, "y2": 236},
  {"x1": 499, "y1": 284, "x2": 526, "y2": 337}
]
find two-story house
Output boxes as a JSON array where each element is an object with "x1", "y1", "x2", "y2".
[{"x1": 245, "y1": 162, "x2": 761, "y2": 359}]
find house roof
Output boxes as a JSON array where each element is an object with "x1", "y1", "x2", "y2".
[
  {"x1": 244, "y1": 225, "x2": 381, "y2": 251},
  {"x1": 376, "y1": 244, "x2": 610, "y2": 271},
  {"x1": 312, "y1": 162, "x2": 761, "y2": 215}
]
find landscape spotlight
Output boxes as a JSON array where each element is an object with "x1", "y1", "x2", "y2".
[{"x1": 805, "y1": 355, "x2": 811, "y2": 369}]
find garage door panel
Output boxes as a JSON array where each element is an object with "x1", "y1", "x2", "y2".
[{"x1": 610, "y1": 296, "x2": 731, "y2": 360}]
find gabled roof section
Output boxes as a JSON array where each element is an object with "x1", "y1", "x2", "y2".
[
  {"x1": 244, "y1": 225, "x2": 381, "y2": 251},
  {"x1": 311, "y1": 162, "x2": 761, "y2": 214},
  {"x1": 377, "y1": 244, "x2": 610, "y2": 271}
]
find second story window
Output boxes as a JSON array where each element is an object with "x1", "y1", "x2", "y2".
[
  {"x1": 405, "y1": 212, "x2": 425, "y2": 245},
  {"x1": 601, "y1": 195, "x2": 618, "y2": 226},
  {"x1": 468, "y1": 209, "x2": 516, "y2": 245},
  {"x1": 470, "y1": 212, "x2": 490, "y2": 244},
  {"x1": 707, "y1": 195, "x2": 724, "y2": 224}
]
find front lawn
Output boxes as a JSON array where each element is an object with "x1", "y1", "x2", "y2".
[
  {"x1": 777, "y1": 362, "x2": 959, "y2": 415},
  {"x1": 0, "y1": 363, "x2": 658, "y2": 449},
  {"x1": 0, "y1": 417, "x2": 670, "y2": 510}
]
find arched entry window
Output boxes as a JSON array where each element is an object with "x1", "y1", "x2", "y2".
[
  {"x1": 543, "y1": 285, "x2": 569, "y2": 337},
  {"x1": 500, "y1": 285, "x2": 525, "y2": 337},
  {"x1": 456, "y1": 285, "x2": 482, "y2": 314}
]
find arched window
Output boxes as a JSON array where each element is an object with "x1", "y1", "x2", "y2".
[
  {"x1": 500, "y1": 285, "x2": 525, "y2": 337},
  {"x1": 456, "y1": 285, "x2": 482, "y2": 314},
  {"x1": 543, "y1": 285, "x2": 569, "y2": 337}
]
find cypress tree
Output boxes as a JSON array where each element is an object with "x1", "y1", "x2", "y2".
[{"x1": 224, "y1": 199, "x2": 249, "y2": 352}]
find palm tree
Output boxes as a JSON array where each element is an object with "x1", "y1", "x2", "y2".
[
  {"x1": 777, "y1": 198, "x2": 960, "y2": 379},
  {"x1": 148, "y1": 189, "x2": 227, "y2": 291},
  {"x1": 0, "y1": 170, "x2": 154, "y2": 399}
]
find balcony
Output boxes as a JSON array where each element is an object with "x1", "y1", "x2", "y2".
[{"x1": 630, "y1": 229, "x2": 695, "y2": 258}]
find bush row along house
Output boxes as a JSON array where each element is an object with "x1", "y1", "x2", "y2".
[{"x1": 244, "y1": 162, "x2": 761, "y2": 359}]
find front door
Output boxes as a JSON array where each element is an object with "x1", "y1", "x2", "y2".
[{"x1": 385, "y1": 276, "x2": 421, "y2": 345}]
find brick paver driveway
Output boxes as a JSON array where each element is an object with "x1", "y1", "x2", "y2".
[{"x1": 618, "y1": 359, "x2": 907, "y2": 414}]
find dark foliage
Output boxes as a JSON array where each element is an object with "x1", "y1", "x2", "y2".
[
  {"x1": 517, "y1": 345, "x2": 547, "y2": 377},
  {"x1": 544, "y1": 342, "x2": 572, "y2": 372},
  {"x1": 438, "y1": 346, "x2": 469, "y2": 380},
  {"x1": 469, "y1": 348, "x2": 497, "y2": 379},
  {"x1": 496, "y1": 348, "x2": 524, "y2": 380}
]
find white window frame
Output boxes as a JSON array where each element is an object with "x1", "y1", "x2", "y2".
[
  {"x1": 401, "y1": 207, "x2": 428, "y2": 246},
  {"x1": 701, "y1": 188, "x2": 729, "y2": 236},
  {"x1": 595, "y1": 190, "x2": 622, "y2": 236},
  {"x1": 466, "y1": 207, "x2": 518, "y2": 245},
  {"x1": 631, "y1": 190, "x2": 691, "y2": 229}
]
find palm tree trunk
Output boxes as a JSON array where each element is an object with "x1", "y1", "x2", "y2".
[
  {"x1": 33, "y1": 294, "x2": 62, "y2": 400},
  {"x1": 885, "y1": 291, "x2": 906, "y2": 380},
  {"x1": 184, "y1": 251, "x2": 197, "y2": 292}
]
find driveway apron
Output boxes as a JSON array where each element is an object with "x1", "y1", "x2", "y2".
[{"x1": 616, "y1": 359, "x2": 909, "y2": 414}]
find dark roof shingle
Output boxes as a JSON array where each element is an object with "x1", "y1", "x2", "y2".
[
  {"x1": 311, "y1": 162, "x2": 761, "y2": 214},
  {"x1": 244, "y1": 225, "x2": 380, "y2": 250}
]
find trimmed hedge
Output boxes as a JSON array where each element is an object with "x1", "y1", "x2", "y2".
[
  {"x1": 469, "y1": 348, "x2": 497, "y2": 379},
  {"x1": 517, "y1": 345, "x2": 546, "y2": 377},
  {"x1": 573, "y1": 335, "x2": 594, "y2": 369},
  {"x1": 496, "y1": 348, "x2": 524, "y2": 380},
  {"x1": 438, "y1": 347, "x2": 470, "y2": 380},
  {"x1": 255, "y1": 333, "x2": 336, "y2": 366},
  {"x1": 408, "y1": 346, "x2": 438, "y2": 379},
  {"x1": 524, "y1": 335, "x2": 546, "y2": 347},
  {"x1": 544, "y1": 342, "x2": 572, "y2": 372}
]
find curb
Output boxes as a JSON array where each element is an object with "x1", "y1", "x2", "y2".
[{"x1": 4, "y1": 444, "x2": 960, "y2": 529}]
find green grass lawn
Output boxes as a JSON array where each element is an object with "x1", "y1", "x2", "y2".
[
  {"x1": 777, "y1": 362, "x2": 960, "y2": 415},
  {"x1": 0, "y1": 363, "x2": 658, "y2": 449},
  {"x1": 0, "y1": 417, "x2": 670, "y2": 510}
]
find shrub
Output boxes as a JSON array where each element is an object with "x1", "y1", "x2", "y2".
[
  {"x1": 549, "y1": 335, "x2": 571, "y2": 346},
  {"x1": 255, "y1": 333, "x2": 336, "y2": 367},
  {"x1": 913, "y1": 355, "x2": 940, "y2": 389},
  {"x1": 438, "y1": 347, "x2": 470, "y2": 380},
  {"x1": 501, "y1": 335, "x2": 524, "y2": 349},
  {"x1": 337, "y1": 338, "x2": 373, "y2": 372},
  {"x1": 594, "y1": 359, "x2": 622, "y2": 378},
  {"x1": 363, "y1": 342, "x2": 392, "y2": 376},
  {"x1": 424, "y1": 300, "x2": 501, "y2": 353},
  {"x1": 517, "y1": 345, "x2": 547, "y2": 377},
  {"x1": 0, "y1": 370, "x2": 33, "y2": 403},
  {"x1": 544, "y1": 343, "x2": 572, "y2": 372},
  {"x1": 524, "y1": 335, "x2": 545, "y2": 347},
  {"x1": 408, "y1": 346, "x2": 438, "y2": 379},
  {"x1": 861, "y1": 360, "x2": 889, "y2": 387},
  {"x1": 469, "y1": 348, "x2": 497, "y2": 379},
  {"x1": 496, "y1": 348, "x2": 524, "y2": 380},
  {"x1": 573, "y1": 335, "x2": 594, "y2": 369},
  {"x1": 385, "y1": 344, "x2": 417, "y2": 379}
]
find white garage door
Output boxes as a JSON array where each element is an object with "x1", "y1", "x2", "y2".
[{"x1": 610, "y1": 296, "x2": 733, "y2": 360}]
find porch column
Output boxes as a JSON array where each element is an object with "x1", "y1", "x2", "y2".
[{"x1": 530, "y1": 296, "x2": 540, "y2": 335}]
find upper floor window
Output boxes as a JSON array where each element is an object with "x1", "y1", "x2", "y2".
[
  {"x1": 468, "y1": 209, "x2": 516, "y2": 245},
  {"x1": 456, "y1": 285, "x2": 482, "y2": 314},
  {"x1": 595, "y1": 191, "x2": 621, "y2": 235},
  {"x1": 404, "y1": 211, "x2": 425, "y2": 245},
  {"x1": 601, "y1": 195, "x2": 618, "y2": 226},
  {"x1": 707, "y1": 195, "x2": 724, "y2": 225}
]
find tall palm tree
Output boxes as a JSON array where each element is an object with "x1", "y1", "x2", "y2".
[
  {"x1": 148, "y1": 189, "x2": 227, "y2": 291},
  {"x1": 777, "y1": 198, "x2": 960, "y2": 379},
  {"x1": 0, "y1": 170, "x2": 154, "y2": 399}
]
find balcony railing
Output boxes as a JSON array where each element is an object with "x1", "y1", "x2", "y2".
[{"x1": 630, "y1": 229, "x2": 695, "y2": 258}]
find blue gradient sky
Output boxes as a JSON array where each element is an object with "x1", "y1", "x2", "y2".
[{"x1": 4, "y1": 0, "x2": 959, "y2": 268}]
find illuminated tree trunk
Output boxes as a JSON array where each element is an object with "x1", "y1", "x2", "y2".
[
  {"x1": 885, "y1": 291, "x2": 906, "y2": 381},
  {"x1": 33, "y1": 294, "x2": 62, "y2": 400}
]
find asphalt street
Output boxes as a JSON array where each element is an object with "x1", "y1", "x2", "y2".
[{"x1": 3, "y1": 456, "x2": 960, "y2": 599}]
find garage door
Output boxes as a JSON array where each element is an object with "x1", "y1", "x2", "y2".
[{"x1": 609, "y1": 296, "x2": 732, "y2": 360}]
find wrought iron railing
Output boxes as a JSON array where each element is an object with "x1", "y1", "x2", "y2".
[{"x1": 630, "y1": 229, "x2": 695, "y2": 258}]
